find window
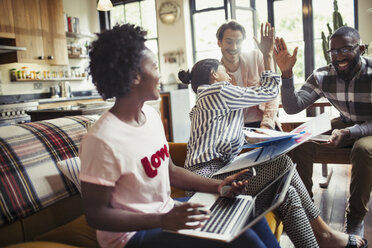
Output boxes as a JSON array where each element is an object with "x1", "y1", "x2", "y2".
[
  {"x1": 190, "y1": 0, "x2": 357, "y2": 86},
  {"x1": 312, "y1": 0, "x2": 355, "y2": 69},
  {"x1": 271, "y1": 0, "x2": 355, "y2": 87},
  {"x1": 109, "y1": 0, "x2": 159, "y2": 67},
  {"x1": 190, "y1": 0, "x2": 260, "y2": 62},
  {"x1": 273, "y1": 0, "x2": 305, "y2": 86}
]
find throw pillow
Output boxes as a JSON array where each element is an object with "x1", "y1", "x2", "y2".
[{"x1": 57, "y1": 157, "x2": 81, "y2": 192}]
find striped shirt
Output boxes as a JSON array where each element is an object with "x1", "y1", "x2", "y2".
[
  {"x1": 281, "y1": 56, "x2": 372, "y2": 139},
  {"x1": 184, "y1": 71, "x2": 280, "y2": 168}
]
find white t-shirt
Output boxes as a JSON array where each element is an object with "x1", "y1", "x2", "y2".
[
  {"x1": 231, "y1": 67, "x2": 262, "y2": 124},
  {"x1": 79, "y1": 104, "x2": 174, "y2": 248}
]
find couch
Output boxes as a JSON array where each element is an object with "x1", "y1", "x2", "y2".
[
  {"x1": 0, "y1": 116, "x2": 282, "y2": 247},
  {"x1": 0, "y1": 115, "x2": 100, "y2": 247}
]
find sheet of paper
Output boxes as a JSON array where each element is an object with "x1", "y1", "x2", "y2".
[
  {"x1": 243, "y1": 128, "x2": 301, "y2": 148},
  {"x1": 213, "y1": 112, "x2": 332, "y2": 176},
  {"x1": 310, "y1": 134, "x2": 330, "y2": 143}
]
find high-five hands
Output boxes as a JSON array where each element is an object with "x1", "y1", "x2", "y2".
[
  {"x1": 274, "y1": 37, "x2": 298, "y2": 78},
  {"x1": 254, "y1": 22, "x2": 275, "y2": 56}
]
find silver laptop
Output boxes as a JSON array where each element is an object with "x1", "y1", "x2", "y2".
[{"x1": 173, "y1": 164, "x2": 296, "y2": 243}]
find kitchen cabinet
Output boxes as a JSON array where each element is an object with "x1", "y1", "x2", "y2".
[
  {"x1": 12, "y1": 0, "x2": 44, "y2": 63},
  {"x1": 11, "y1": 0, "x2": 68, "y2": 65},
  {"x1": 39, "y1": 0, "x2": 68, "y2": 65},
  {"x1": 0, "y1": 0, "x2": 15, "y2": 36}
]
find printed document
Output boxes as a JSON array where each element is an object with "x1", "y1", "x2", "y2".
[{"x1": 213, "y1": 112, "x2": 331, "y2": 175}]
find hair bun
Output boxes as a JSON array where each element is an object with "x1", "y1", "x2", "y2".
[{"x1": 178, "y1": 70, "x2": 191, "y2": 84}]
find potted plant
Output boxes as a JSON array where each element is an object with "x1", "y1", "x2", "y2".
[{"x1": 321, "y1": 0, "x2": 345, "y2": 65}]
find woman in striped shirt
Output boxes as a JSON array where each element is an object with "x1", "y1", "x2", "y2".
[{"x1": 178, "y1": 58, "x2": 366, "y2": 248}]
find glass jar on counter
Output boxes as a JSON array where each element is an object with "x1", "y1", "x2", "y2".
[{"x1": 9, "y1": 69, "x2": 17, "y2": 81}]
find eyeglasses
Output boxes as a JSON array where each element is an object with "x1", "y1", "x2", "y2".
[{"x1": 326, "y1": 44, "x2": 359, "y2": 56}]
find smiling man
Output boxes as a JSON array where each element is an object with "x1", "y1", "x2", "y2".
[
  {"x1": 274, "y1": 26, "x2": 372, "y2": 238},
  {"x1": 216, "y1": 21, "x2": 280, "y2": 130}
]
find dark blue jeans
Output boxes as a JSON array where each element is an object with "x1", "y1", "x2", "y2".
[{"x1": 125, "y1": 198, "x2": 279, "y2": 248}]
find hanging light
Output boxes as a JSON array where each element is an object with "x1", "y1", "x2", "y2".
[{"x1": 97, "y1": 0, "x2": 113, "y2": 11}]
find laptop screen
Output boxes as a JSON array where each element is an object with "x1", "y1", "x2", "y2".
[{"x1": 234, "y1": 164, "x2": 296, "y2": 240}]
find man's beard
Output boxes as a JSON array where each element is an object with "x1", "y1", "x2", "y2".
[{"x1": 333, "y1": 51, "x2": 361, "y2": 79}]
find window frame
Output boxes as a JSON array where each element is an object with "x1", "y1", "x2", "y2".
[
  {"x1": 189, "y1": 0, "x2": 359, "y2": 80},
  {"x1": 99, "y1": 0, "x2": 161, "y2": 71},
  {"x1": 189, "y1": 0, "x2": 259, "y2": 63}
]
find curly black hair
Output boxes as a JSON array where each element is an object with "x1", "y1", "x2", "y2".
[
  {"x1": 89, "y1": 24, "x2": 147, "y2": 99},
  {"x1": 178, "y1": 59, "x2": 220, "y2": 93}
]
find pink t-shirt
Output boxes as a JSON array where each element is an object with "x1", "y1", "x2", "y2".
[{"x1": 79, "y1": 104, "x2": 174, "y2": 248}]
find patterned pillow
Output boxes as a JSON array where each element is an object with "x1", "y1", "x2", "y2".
[{"x1": 57, "y1": 157, "x2": 81, "y2": 192}]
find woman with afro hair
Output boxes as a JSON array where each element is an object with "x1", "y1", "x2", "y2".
[{"x1": 79, "y1": 24, "x2": 280, "y2": 248}]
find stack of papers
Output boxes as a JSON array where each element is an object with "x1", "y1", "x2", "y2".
[
  {"x1": 213, "y1": 112, "x2": 332, "y2": 176},
  {"x1": 243, "y1": 128, "x2": 303, "y2": 148}
]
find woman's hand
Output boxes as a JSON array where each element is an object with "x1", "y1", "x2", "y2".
[
  {"x1": 254, "y1": 22, "x2": 275, "y2": 57},
  {"x1": 160, "y1": 202, "x2": 211, "y2": 231},
  {"x1": 218, "y1": 169, "x2": 253, "y2": 198}
]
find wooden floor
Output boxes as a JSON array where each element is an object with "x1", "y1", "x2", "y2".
[{"x1": 280, "y1": 163, "x2": 372, "y2": 247}]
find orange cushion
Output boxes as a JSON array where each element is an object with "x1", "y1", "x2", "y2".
[
  {"x1": 34, "y1": 215, "x2": 99, "y2": 248},
  {"x1": 5, "y1": 241, "x2": 78, "y2": 248}
]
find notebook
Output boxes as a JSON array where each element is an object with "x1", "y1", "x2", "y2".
[{"x1": 172, "y1": 164, "x2": 296, "y2": 243}]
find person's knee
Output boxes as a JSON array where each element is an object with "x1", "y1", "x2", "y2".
[
  {"x1": 290, "y1": 142, "x2": 317, "y2": 163},
  {"x1": 277, "y1": 155, "x2": 294, "y2": 170},
  {"x1": 281, "y1": 186, "x2": 301, "y2": 210},
  {"x1": 351, "y1": 137, "x2": 372, "y2": 168},
  {"x1": 282, "y1": 154, "x2": 294, "y2": 164}
]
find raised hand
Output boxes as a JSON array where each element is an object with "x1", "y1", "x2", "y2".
[
  {"x1": 254, "y1": 22, "x2": 275, "y2": 56},
  {"x1": 161, "y1": 202, "x2": 210, "y2": 231},
  {"x1": 274, "y1": 37, "x2": 298, "y2": 78}
]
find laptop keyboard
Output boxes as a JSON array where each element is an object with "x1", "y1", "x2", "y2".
[{"x1": 201, "y1": 197, "x2": 245, "y2": 234}]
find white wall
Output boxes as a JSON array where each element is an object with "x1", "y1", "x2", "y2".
[
  {"x1": 156, "y1": 0, "x2": 193, "y2": 91},
  {"x1": 63, "y1": 0, "x2": 100, "y2": 35},
  {"x1": 358, "y1": 0, "x2": 372, "y2": 55}
]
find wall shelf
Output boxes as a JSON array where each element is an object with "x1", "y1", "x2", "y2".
[
  {"x1": 68, "y1": 55, "x2": 89, "y2": 59},
  {"x1": 66, "y1": 32, "x2": 95, "y2": 39}
]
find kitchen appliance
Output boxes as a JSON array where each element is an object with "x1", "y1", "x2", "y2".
[
  {"x1": 50, "y1": 85, "x2": 60, "y2": 98},
  {"x1": 0, "y1": 36, "x2": 26, "y2": 54},
  {"x1": 60, "y1": 81, "x2": 72, "y2": 98},
  {"x1": 0, "y1": 101, "x2": 39, "y2": 126},
  {"x1": 0, "y1": 44, "x2": 26, "y2": 54}
]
